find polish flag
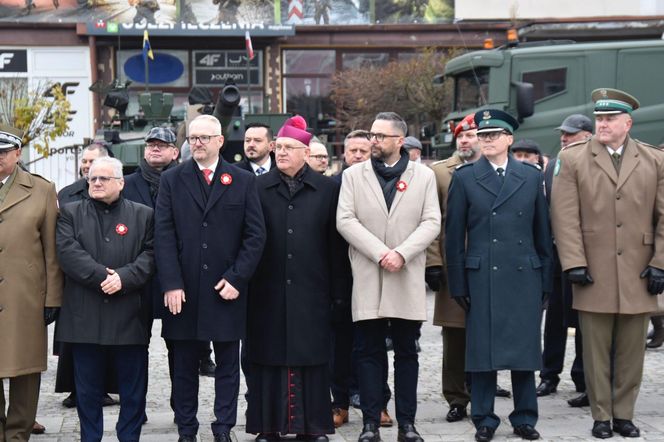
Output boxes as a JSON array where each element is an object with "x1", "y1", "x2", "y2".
[{"x1": 245, "y1": 31, "x2": 255, "y2": 61}]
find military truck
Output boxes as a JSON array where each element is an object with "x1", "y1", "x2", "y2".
[{"x1": 432, "y1": 39, "x2": 664, "y2": 156}]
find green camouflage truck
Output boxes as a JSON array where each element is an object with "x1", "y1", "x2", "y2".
[{"x1": 432, "y1": 39, "x2": 664, "y2": 156}]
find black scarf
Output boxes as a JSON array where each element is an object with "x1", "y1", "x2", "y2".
[
  {"x1": 139, "y1": 158, "x2": 177, "y2": 200},
  {"x1": 279, "y1": 163, "x2": 309, "y2": 197},
  {"x1": 371, "y1": 149, "x2": 409, "y2": 211}
]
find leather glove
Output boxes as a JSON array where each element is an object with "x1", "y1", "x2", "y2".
[
  {"x1": 425, "y1": 266, "x2": 443, "y2": 292},
  {"x1": 566, "y1": 267, "x2": 594, "y2": 286},
  {"x1": 542, "y1": 292, "x2": 550, "y2": 310},
  {"x1": 454, "y1": 296, "x2": 470, "y2": 313},
  {"x1": 44, "y1": 307, "x2": 60, "y2": 326},
  {"x1": 640, "y1": 266, "x2": 664, "y2": 295}
]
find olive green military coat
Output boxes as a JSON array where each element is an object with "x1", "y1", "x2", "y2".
[
  {"x1": 551, "y1": 136, "x2": 664, "y2": 314},
  {"x1": 0, "y1": 167, "x2": 63, "y2": 378}
]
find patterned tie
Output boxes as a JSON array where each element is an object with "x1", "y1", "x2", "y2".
[
  {"x1": 202, "y1": 168, "x2": 213, "y2": 185},
  {"x1": 256, "y1": 166, "x2": 266, "y2": 176},
  {"x1": 611, "y1": 152, "x2": 621, "y2": 172},
  {"x1": 496, "y1": 167, "x2": 505, "y2": 183}
]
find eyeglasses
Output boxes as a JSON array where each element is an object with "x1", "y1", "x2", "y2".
[
  {"x1": 367, "y1": 133, "x2": 401, "y2": 142},
  {"x1": 274, "y1": 144, "x2": 306, "y2": 153},
  {"x1": 477, "y1": 131, "x2": 508, "y2": 141},
  {"x1": 145, "y1": 142, "x2": 173, "y2": 151},
  {"x1": 87, "y1": 176, "x2": 122, "y2": 184},
  {"x1": 0, "y1": 147, "x2": 18, "y2": 158},
  {"x1": 186, "y1": 135, "x2": 220, "y2": 145},
  {"x1": 310, "y1": 155, "x2": 329, "y2": 161}
]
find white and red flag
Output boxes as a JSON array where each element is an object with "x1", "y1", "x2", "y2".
[{"x1": 245, "y1": 31, "x2": 255, "y2": 61}]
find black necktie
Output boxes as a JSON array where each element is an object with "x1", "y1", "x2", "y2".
[{"x1": 496, "y1": 167, "x2": 505, "y2": 183}]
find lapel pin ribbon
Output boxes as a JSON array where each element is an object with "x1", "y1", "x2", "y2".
[
  {"x1": 396, "y1": 180, "x2": 408, "y2": 192},
  {"x1": 115, "y1": 224, "x2": 128, "y2": 236},
  {"x1": 220, "y1": 173, "x2": 233, "y2": 185}
]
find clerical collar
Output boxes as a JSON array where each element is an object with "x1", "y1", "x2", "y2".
[{"x1": 195, "y1": 158, "x2": 219, "y2": 174}]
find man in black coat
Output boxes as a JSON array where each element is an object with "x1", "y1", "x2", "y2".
[
  {"x1": 56, "y1": 156, "x2": 155, "y2": 442},
  {"x1": 234, "y1": 122, "x2": 276, "y2": 176},
  {"x1": 155, "y1": 115, "x2": 266, "y2": 442},
  {"x1": 58, "y1": 142, "x2": 108, "y2": 206},
  {"x1": 246, "y1": 116, "x2": 349, "y2": 442}
]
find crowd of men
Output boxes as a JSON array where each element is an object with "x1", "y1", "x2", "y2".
[{"x1": 0, "y1": 86, "x2": 663, "y2": 442}]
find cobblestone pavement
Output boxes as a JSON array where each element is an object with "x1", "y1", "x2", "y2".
[{"x1": 29, "y1": 292, "x2": 664, "y2": 441}]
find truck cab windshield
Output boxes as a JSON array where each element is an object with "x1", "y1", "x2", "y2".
[{"x1": 454, "y1": 68, "x2": 489, "y2": 111}]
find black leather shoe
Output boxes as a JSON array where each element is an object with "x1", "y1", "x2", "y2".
[
  {"x1": 513, "y1": 424, "x2": 540, "y2": 440},
  {"x1": 613, "y1": 419, "x2": 640, "y2": 437},
  {"x1": 592, "y1": 420, "x2": 613, "y2": 439},
  {"x1": 214, "y1": 432, "x2": 232, "y2": 442},
  {"x1": 496, "y1": 385, "x2": 511, "y2": 398},
  {"x1": 397, "y1": 424, "x2": 423, "y2": 442},
  {"x1": 255, "y1": 433, "x2": 279, "y2": 442},
  {"x1": 62, "y1": 393, "x2": 76, "y2": 408},
  {"x1": 102, "y1": 394, "x2": 119, "y2": 407},
  {"x1": 535, "y1": 379, "x2": 558, "y2": 397},
  {"x1": 199, "y1": 357, "x2": 216, "y2": 377},
  {"x1": 446, "y1": 405, "x2": 467, "y2": 422},
  {"x1": 350, "y1": 393, "x2": 361, "y2": 408},
  {"x1": 568, "y1": 392, "x2": 589, "y2": 408},
  {"x1": 474, "y1": 426, "x2": 495, "y2": 442},
  {"x1": 178, "y1": 436, "x2": 197, "y2": 442},
  {"x1": 358, "y1": 423, "x2": 381, "y2": 442}
]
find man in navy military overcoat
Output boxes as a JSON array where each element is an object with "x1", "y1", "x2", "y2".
[
  {"x1": 445, "y1": 110, "x2": 553, "y2": 442},
  {"x1": 154, "y1": 115, "x2": 266, "y2": 442}
]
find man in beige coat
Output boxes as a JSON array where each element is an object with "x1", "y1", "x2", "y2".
[
  {"x1": 551, "y1": 89, "x2": 664, "y2": 439},
  {"x1": 0, "y1": 124, "x2": 62, "y2": 441},
  {"x1": 337, "y1": 112, "x2": 440, "y2": 442}
]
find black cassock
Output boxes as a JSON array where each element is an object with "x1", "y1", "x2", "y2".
[{"x1": 246, "y1": 166, "x2": 350, "y2": 435}]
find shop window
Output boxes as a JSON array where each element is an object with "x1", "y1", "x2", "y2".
[
  {"x1": 341, "y1": 53, "x2": 389, "y2": 70},
  {"x1": 284, "y1": 50, "x2": 335, "y2": 75},
  {"x1": 522, "y1": 68, "x2": 567, "y2": 102}
]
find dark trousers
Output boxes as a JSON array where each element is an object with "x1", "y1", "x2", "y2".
[
  {"x1": 442, "y1": 326, "x2": 470, "y2": 407},
  {"x1": 470, "y1": 371, "x2": 538, "y2": 430},
  {"x1": 330, "y1": 320, "x2": 354, "y2": 409},
  {"x1": 349, "y1": 325, "x2": 392, "y2": 407},
  {"x1": 0, "y1": 372, "x2": 40, "y2": 442},
  {"x1": 171, "y1": 340, "x2": 239, "y2": 437},
  {"x1": 357, "y1": 318, "x2": 420, "y2": 427},
  {"x1": 71, "y1": 343, "x2": 147, "y2": 442},
  {"x1": 540, "y1": 276, "x2": 585, "y2": 391}
]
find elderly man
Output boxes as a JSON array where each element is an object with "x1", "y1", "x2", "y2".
[
  {"x1": 537, "y1": 114, "x2": 593, "y2": 408},
  {"x1": 337, "y1": 112, "x2": 440, "y2": 442},
  {"x1": 155, "y1": 114, "x2": 266, "y2": 442},
  {"x1": 0, "y1": 124, "x2": 63, "y2": 442},
  {"x1": 56, "y1": 156, "x2": 154, "y2": 442},
  {"x1": 308, "y1": 138, "x2": 330, "y2": 174},
  {"x1": 551, "y1": 89, "x2": 664, "y2": 439},
  {"x1": 246, "y1": 116, "x2": 349, "y2": 442},
  {"x1": 236, "y1": 122, "x2": 276, "y2": 176},
  {"x1": 446, "y1": 110, "x2": 553, "y2": 442},
  {"x1": 403, "y1": 136, "x2": 422, "y2": 163},
  {"x1": 511, "y1": 139, "x2": 543, "y2": 168}
]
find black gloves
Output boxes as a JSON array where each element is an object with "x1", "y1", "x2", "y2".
[
  {"x1": 425, "y1": 266, "x2": 443, "y2": 292},
  {"x1": 44, "y1": 307, "x2": 60, "y2": 326},
  {"x1": 454, "y1": 296, "x2": 470, "y2": 313},
  {"x1": 640, "y1": 266, "x2": 664, "y2": 295},
  {"x1": 566, "y1": 267, "x2": 594, "y2": 286}
]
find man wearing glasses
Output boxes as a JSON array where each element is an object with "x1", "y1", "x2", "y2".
[
  {"x1": 245, "y1": 116, "x2": 349, "y2": 442},
  {"x1": 307, "y1": 138, "x2": 330, "y2": 174},
  {"x1": 0, "y1": 124, "x2": 62, "y2": 442},
  {"x1": 56, "y1": 156, "x2": 154, "y2": 442},
  {"x1": 155, "y1": 115, "x2": 266, "y2": 442},
  {"x1": 445, "y1": 110, "x2": 553, "y2": 442},
  {"x1": 337, "y1": 112, "x2": 440, "y2": 442}
]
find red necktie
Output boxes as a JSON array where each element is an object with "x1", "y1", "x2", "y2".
[{"x1": 202, "y1": 169, "x2": 213, "y2": 185}]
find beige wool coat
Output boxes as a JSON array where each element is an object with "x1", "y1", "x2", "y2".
[
  {"x1": 425, "y1": 154, "x2": 467, "y2": 328},
  {"x1": 0, "y1": 167, "x2": 63, "y2": 378},
  {"x1": 337, "y1": 160, "x2": 440, "y2": 322},
  {"x1": 551, "y1": 135, "x2": 664, "y2": 314}
]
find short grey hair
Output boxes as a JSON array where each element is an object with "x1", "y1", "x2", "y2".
[
  {"x1": 374, "y1": 112, "x2": 407, "y2": 136},
  {"x1": 190, "y1": 114, "x2": 222, "y2": 135},
  {"x1": 90, "y1": 157, "x2": 124, "y2": 178}
]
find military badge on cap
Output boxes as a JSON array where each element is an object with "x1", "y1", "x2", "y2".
[
  {"x1": 591, "y1": 88, "x2": 640, "y2": 115},
  {"x1": 474, "y1": 109, "x2": 519, "y2": 134},
  {"x1": 0, "y1": 124, "x2": 24, "y2": 150}
]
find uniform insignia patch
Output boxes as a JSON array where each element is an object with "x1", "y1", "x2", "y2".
[{"x1": 554, "y1": 158, "x2": 561, "y2": 176}]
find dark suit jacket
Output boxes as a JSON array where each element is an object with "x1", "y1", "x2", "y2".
[
  {"x1": 154, "y1": 159, "x2": 266, "y2": 341},
  {"x1": 445, "y1": 155, "x2": 553, "y2": 371},
  {"x1": 56, "y1": 198, "x2": 154, "y2": 346},
  {"x1": 247, "y1": 166, "x2": 350, "y2": 366}
]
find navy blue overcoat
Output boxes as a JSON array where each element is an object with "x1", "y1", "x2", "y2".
[
  {"x1": 445, "y1": 155, "x2": 553, "y2": 371},
  {"x1": 154, "y1": 159, "x2": 266, "y2": 341}
]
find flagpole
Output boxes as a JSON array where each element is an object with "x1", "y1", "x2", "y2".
[
  {"x1": 246, "y1": 53, "x2": 252, "y2": 114},
  {"x1": 144, "y1": 55, "x2": 149, "y2": 93}
]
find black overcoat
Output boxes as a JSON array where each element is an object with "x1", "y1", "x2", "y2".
[
  {"x1": 154, "y1": 159, "x2": 266, "y2": 342},
  {"x1": 247, "y1": 166, "x2": 350, "y2": 367},
  {"x1": 55, "y1": 198, "x2": 155, "y2": 346},
  {"x1": 445, "y1": 156, "x2": 553, "y2": 371},
  {"x1": 57, "y1": 177, "x2": 88, "y2": 207}
]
